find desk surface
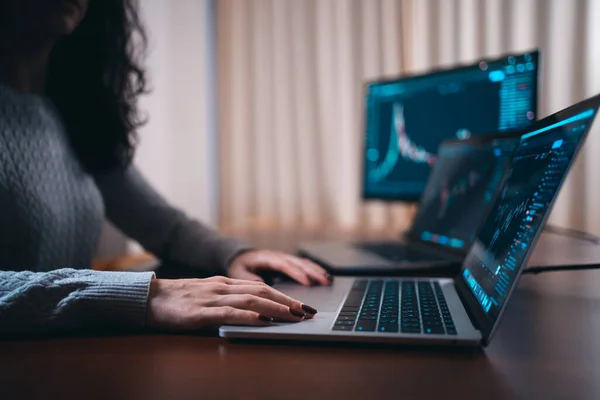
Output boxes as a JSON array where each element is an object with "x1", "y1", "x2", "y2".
[{"x1": 2, "y1": 229, "x2": 600, "y2": 400}]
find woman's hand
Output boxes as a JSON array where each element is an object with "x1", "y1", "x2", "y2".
[
  {"x1": 227, "y1": 250, "x2": 333, "y2": 286},
  {"x1": 146, "y1": 276, "x2": 318, "y2": 330}
]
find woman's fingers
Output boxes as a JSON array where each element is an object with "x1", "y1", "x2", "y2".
[
  {"x1": 225, "y1": 269, "x2": 264, "y2": 283},
  {"x1": 210, "y1": 276, "x2": 319, "y2": 318},
  {"x1": 197, "y1": 306, "x2": 273, "y2": 327},
  {"x1": 286, "y1": 255, "x2": 332, "y2": 285},
  {"x1": 224, "y1": 284, "x2": 309, "y2": 312},
  {"x1": 205, "y1": 275, "x2": 264, "y2": 286},
  {"x1": 224, "y1": 284, "x2": 318, "y2": 319},
  {"x1": 256, "y1": 253, "x2": 313, "y2": 286},
  {"x1": 218, "y1": 294, "x2": 306, "y2": 322}
]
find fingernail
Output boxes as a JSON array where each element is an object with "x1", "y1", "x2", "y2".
[
  {"x1": 258, "y1": 315, "x2": 273, "y2": 323},
  {"x1": 324, "y1": 273, "x2": 334, "y2": 281},
  {"x1": 302, "y1": 304, "x2": 318, "y2": 315},
  {"x1": 289, "y1": 308, "x2": 306, "y2": 318}
]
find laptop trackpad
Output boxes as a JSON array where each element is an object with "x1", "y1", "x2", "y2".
[{"x1": 272, "y1": 279, "x2": 353, "y2": 312}]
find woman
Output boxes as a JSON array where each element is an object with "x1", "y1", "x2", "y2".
[{"x1": 0, "y1": 0, "x2": 330, "y2": 336}]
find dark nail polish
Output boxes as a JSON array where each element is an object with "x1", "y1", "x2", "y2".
[
  {"x1": 289, "y1": 308, "x2": 306, "y2": 318},
  {"x1": 324, "y1": 273, "x2": 334, "y2": 281},
  {"x1": 258, "y1": 315, "x2": 273, "y2": 322},
  {"x1": 302, "y1": 304, "x2": 318, "y2": 315}
]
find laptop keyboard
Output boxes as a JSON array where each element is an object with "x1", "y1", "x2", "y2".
[
  {"x1": 332, "y1": 279, "x2": 457, "y2": 335},
  {"x1": 357, "y1": 243, "x2": 446, "y2": 262}
]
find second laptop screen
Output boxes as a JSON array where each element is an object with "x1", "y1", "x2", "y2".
[
  {"x1": 363, "y1": 51, "x2": 538, "y2": 201},
  {"x1": 410, "y1": 138, "x2": 519, "y2": 251}
]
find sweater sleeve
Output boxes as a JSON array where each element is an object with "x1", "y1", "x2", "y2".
[
  {"x1": 94, "y1": 167, "x2": 252, "y2": 276},
  {"x1": 0, "y1": 268, "x2": 154, "y2": 337}
]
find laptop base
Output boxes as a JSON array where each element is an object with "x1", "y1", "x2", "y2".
[
  {"x1": 297, "y1": 242, "x2": 461, "y2": 276},
  {"x1": 220, "y1": 277, "x2": 481, "y2": 346}
]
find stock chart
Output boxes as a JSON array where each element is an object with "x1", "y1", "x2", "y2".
[
  {"x1": 363, "y1": 52, "x2": 538, "y2": 200},
  {"x1": 462, "y1": 108, "x2": 596, "y2": 319}
]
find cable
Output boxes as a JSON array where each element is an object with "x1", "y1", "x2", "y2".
[
  {"x1": 521, "y1": 225, "x2": 600, "y2": 274},
  {"x1": 543, "y1": 224, "x2": 600, "y2": 245},
  {"x1": 523, "y1": 264, "x2": 600, "y2": 274}
]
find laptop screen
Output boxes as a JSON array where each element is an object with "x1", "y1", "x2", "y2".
[
  {"x1": 460, "y1": 97, "x2": 600, "y2": 334},
  {"x1": 410, "y1": 135, "x2": 520, "y2": 252},
  {"x1": 362, "y1": 50, "x2": 539, "y2": 201}
]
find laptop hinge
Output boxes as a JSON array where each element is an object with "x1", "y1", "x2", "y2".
[{"x1": 453, "y1": 279, "x2": 482, "y2": 332}]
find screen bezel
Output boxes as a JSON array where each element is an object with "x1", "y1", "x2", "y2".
[
  {"x1": 454, "y1": 93, "x2": 600, "y2": 346},
  {"x1": 360, "y1": 49, "x2": 540, "y2": 202},
  {"x1": 405, "y1": 131, "x2": 525, "y2": 257}
]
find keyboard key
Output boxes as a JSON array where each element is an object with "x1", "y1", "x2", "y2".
[
  {"x1": 378, "y1": 323, "x2": 399, "y2": 333},
  {"x1": 335, "y1": 320, "x2": 355, "y2": 326},
  {"x1": 355, "y1": 320, "x2": 377, "y2": 332},
  {"x1": 338, "y1": 311, "x2": 358, "y2": 317},
  {"x1": 424, "y1": 326, "x2": 445, "y2": 334},
  {"x1": 333, "y1": 325, "x2": 353, "y2": 331},
  {"x1": 344, "y1": 293, "x2": 365, "y2": 307},
  {"x1": 336, "y1": 315, "x2": 356, "y2": 321},
  {"x1": 353, "y1": 280, "x2": 368, "y2": 290}
]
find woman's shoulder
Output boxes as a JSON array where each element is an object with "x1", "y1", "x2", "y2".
[
  {"x1": 0, "y1": 82, "x2": 49, "y2": 105},
  {"x1": 0, "y1": 83, "x2": 61, "y2": 136}
]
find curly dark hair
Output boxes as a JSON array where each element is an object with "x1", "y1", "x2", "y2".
[{"x1": 46, "y1": 0, "x2": 149, "y2": 174}]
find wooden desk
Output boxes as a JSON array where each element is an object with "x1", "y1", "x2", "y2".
[{"x1": 2, "y1": 229, "x2": 600, "y2": 399}]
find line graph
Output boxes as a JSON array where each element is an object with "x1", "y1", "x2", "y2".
[
  {"x1": 395, "y1": 104, "x2": 437, "y2": 166},
  {"x1": 368, "y1": 102, "x2": 473, "y2": 183},
  {"x1": 369, "y1": 104, "x2": 436, "y2": 183}
]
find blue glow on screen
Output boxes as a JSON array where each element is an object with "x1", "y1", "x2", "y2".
[
  {"x1": 488, "y1": 70, "x2": 505, "y2": 82},
  {"x1": 421, "y1": 231, "x2": 465, "y2": 249},
  {"x1": 450, "y1": 239, "x2": 465, "y2": 248},
  {"x1": 521, "y1": 109, "x2": 595, "y2": 139},
  {"x1": 463, "y1": 269, "x2": 493, "y2": 312}
]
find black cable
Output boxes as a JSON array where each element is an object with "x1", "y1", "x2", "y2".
[
  {"x1": 520, "y1": 225, "x2": 600, "y2": 274},
  {"x1": 543, "y1": 224, "x2": 600, "y2": 245},
  {"x1": 523, "y1": 264, "x2": 600, "y2": 274}
]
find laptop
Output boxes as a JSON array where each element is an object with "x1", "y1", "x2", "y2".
[
  {"x1": 220, "y1": 94, "x2": 600, "y2": 346},
  {"x1": 299, "y1": 133, "x2": 522, "y2": 274},
  {"x1": 299, "y1": 51, "x2": 540, "y2": 274}
]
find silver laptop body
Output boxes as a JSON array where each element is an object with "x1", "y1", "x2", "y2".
[
  {"x1": 221, "y1": 276, "x2": 481, "y2": 346},
  {"x1": 220, "y1": 95, "x2": 600, "y2": 347}
]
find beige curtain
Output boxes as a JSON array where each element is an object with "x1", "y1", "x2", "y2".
[{"x1": 217, "y1": 0, "x2": 600, "y2": 234}]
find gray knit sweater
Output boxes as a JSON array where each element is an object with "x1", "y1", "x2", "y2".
[{"x1": 0, "y1": 83, "x2": 250, "y2": 337}]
